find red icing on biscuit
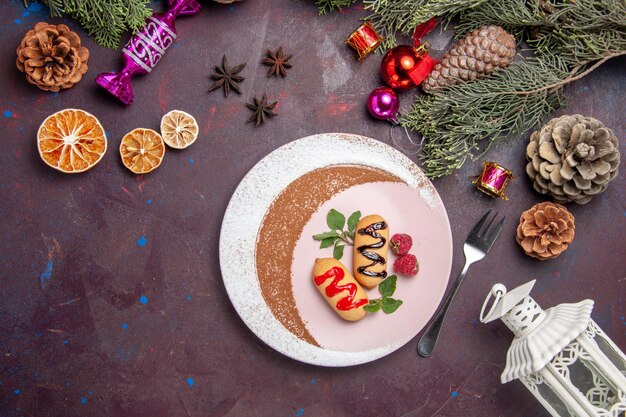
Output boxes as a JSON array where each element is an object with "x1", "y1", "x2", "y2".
[{"x1": 314, "y1": 266, "x2": 368, "y2": 311}]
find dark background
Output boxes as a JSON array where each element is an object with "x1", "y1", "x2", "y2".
[{"x1": 1, "y1": 1, "x2": 624, "y2": 416}]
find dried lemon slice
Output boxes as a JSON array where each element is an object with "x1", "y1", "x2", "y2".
[
  {"x1": 119, "y1": 128, "x2": 165, "y2": 174},
  {"x1": 160, "y1": 110, "x2": 199, "y2": 149},
  {"x1": 37, "y1": 109, "x2": 107, "y2": 173}
]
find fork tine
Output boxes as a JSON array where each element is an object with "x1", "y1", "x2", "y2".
[
  {"x1": 487, "y1": 216, "x2": 506, "y2": 243},
  {"x1": 470, "y1": 209, "x2": 492, "y2": 237},
  {"x1": 481, "y1": 211, "x2": 498, "y2": 237}
]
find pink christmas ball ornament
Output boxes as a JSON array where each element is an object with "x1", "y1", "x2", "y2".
[{"x1": 367, "y1": 87, "x2": 400, "y2": 122}]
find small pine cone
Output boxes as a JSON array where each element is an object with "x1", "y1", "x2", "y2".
[
  {"x1": 526, "y1": 115, "x2": 620, "y2": 205},
  {"x1": 422, "y1": 26, "x2": 516, "y2": 93},
  {"x1": 16, "y1": 22, "x2": 89, "y2": 92},
  {"x1": 516, "y1": 202, "x2": 575, "y2": 260}
]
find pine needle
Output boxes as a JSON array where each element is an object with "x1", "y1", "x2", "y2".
[
  {"x1": 402, "y1": 57, "x2": 569, "y2": 178},
  {"x1": 316, "y1": 0, "x2": 358, "y2": 15},
  {"x1": 24, "y1": 0, "x2": 151, "y2": 48},
  {"x1": 360, "y1": 0, "x2": 626, "y2": 177}
]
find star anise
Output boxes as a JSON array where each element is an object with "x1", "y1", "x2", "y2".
[
  {"x1": 261, "y1": 47, "x2": 292, "y2": 77},
  {"x1": 246, "y1": 94, "x2": 278, "y2": 126},
  {"x1": 208, "y1": 55, "x2": 245, "y2": 97}
]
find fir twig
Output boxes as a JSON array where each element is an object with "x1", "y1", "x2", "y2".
[
  {"x1": 497, "y1": 51, "x2": 626, "y2": 96},
  {"x1": 362, "y1": 0, "x2": 626, "y2": 177},
  {"x1": 44, "y1": 0, "x2": 64, "y2": 16},
  {"x1": 363, "y1": 0, "x2": 430, "y2": 49},
  {"x1": 401, "y1": 57, "x2": 569, "y2": 178},
  {"x1": 24, "y1": 0, "x2": 151, "y2": 48},
  {"x1": 316, "y1": 0, "x2": 358, "y2": 15}
]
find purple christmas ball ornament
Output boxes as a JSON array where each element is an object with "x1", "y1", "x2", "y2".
[{"x1": 366, "y1": 87, "x2": 400, "y2": 122}]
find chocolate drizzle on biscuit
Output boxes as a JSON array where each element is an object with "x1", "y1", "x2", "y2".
[{"x1": 356, "y1": 221, "x2": 388, "y2": 278}]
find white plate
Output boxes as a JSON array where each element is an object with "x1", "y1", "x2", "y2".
[{"x1": 219, "y1": 133, "x2": 452, "y2": 366}]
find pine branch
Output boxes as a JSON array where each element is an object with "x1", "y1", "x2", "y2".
[
  {"x1": 452, "y1": 0, "x2": 553, "y2": 39},
  {"x1": 25, "y1": 0, "x2": 152, "y2": 48},
  {"x1": 362, "y1": 0, "x2": 626, "y2": 177},
  {"x1": 401, "y1": 57, "x2": 569, "y2": 178},
  {"x1": 363, "y1": 0, "x2": 430, "y2": 49},
  {"x1": 499, "y1": 50, "x2": 626, "y2": 96},
  {"x1": 43, "y1": 0, "x2": 64, "y2": 16},
  {"x1": 316, "y1": 0, "x2": 358, "y2": 15},
  {"x1": 125, "y1": 0, "x2": 153, "y2": 31}
]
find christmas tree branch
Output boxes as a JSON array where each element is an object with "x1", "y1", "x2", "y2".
[
  {"x1": 496, "y1": 50, "x2": 626, "y2": 96},
  {"x1": 316, "y1": 0, "x2": 358, "y2": 15},
  {"x1": 401, "y1": 56, "x2": 569, "y2": 178},
  {"x1": 360, "y1": 0, "x2": 625, "y2": 177},
  {"x1": 363, "y1": 0, "x2": 430, "y2": 49},
  {"x1": 23, "y1": 0, "x2": 151, "y2": 48}
]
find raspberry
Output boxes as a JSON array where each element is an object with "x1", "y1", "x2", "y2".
[
  {"x1": 390, "y1": 233, "x2": 412, "y2": 256},
  {"x1": 393, "y1": 254, "x2": 419, "y2": 276}
]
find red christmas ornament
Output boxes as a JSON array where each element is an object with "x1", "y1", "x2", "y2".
[
  {"x1": 381, "y1": 43, "x2": 435, "y2": 90},
  {"x1": 380, "y1": 18, "x2": 439, "y2": 91}
]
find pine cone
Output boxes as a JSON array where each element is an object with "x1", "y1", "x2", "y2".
[
  {"x1": 422, "y1": 26, "x2": 516, "y2": 93},
  {"x1": 16, "y1": 22, "x2": 89, "y2": 92},
  {"x1": 516, "y1": 202, "x2": 575, "y2": 260},
  {"x1": 526, "y1": 115, "x2": 620, "y2": 205}
]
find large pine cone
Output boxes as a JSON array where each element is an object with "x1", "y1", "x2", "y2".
[
  {"x1": 16, "y1": 22, "x2": 89, "y2": 92},
  {"x1": 526, "y1": 115, "x2": 620, "y2": 205},
  {"x1": 516, "y1": 202, "x2": 575, "y2": 261},
  {"x1": 422, "y1": 26, "x2": 516, "y2": 93}
]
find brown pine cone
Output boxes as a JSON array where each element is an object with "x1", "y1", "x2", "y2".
[
  {"x1": 422, "y1": 25, "x2": 516, "y2": 93},
  {"x1": 526, "y1": 114, "x2": 620, "y2": 205},
  {"x1": 516, "y1": 202, "x2": 575, "y2": 261},
  {"x1": 16, "y1": 22, "x2": 89, "y2": 92}
]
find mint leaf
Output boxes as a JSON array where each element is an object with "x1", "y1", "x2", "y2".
[
  {"x1": 314, "y1": 208, "x2": 360, "y2": 250},
  {"x1": 363, "y1": 300, "x2": 381, "y2": 313},
  {"x1": 347, "y1": 210, "x2": 361, "y2": 232},
  {"x1": 320, "y1": 237, "x2": 337, "y2": 249},
  {"x1": 327, "y1": 209, "x2": 346, "y2": 231},
  {"x1": 313, "y1": 231, "x2": 339, "y2": 241},
  {"x1": 378, "y1": 275, "x2": 397, "y2": 298},
  {"x1": 333, "y1": 244, "x2": 345, "y2": 260},
  {"x1": 381, "y1": 297, "x2": 403, "y2": 314}
]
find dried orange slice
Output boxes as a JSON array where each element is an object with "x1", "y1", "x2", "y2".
[
  {"x1": 160, "y1": 110, "x2": 199, "y2": 149},
  {"x1": 37, "y1": 109, "x2": 107, "y2": 173},
  {"x1": 119, "y1": 128, "x2": 165, "y2": 174}
]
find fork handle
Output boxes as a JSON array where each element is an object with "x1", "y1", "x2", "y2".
[{"x1": 417, "y1": 262, "x2": 470, "y2": 357}]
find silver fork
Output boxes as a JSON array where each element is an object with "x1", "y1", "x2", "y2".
[{"x1": 417, "y1": 209, "x2": 505, "y2": 357}]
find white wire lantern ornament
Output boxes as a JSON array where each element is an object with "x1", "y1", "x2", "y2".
[{"x1": 480, "y1": 280, "x2": 626, "y2": 417}]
